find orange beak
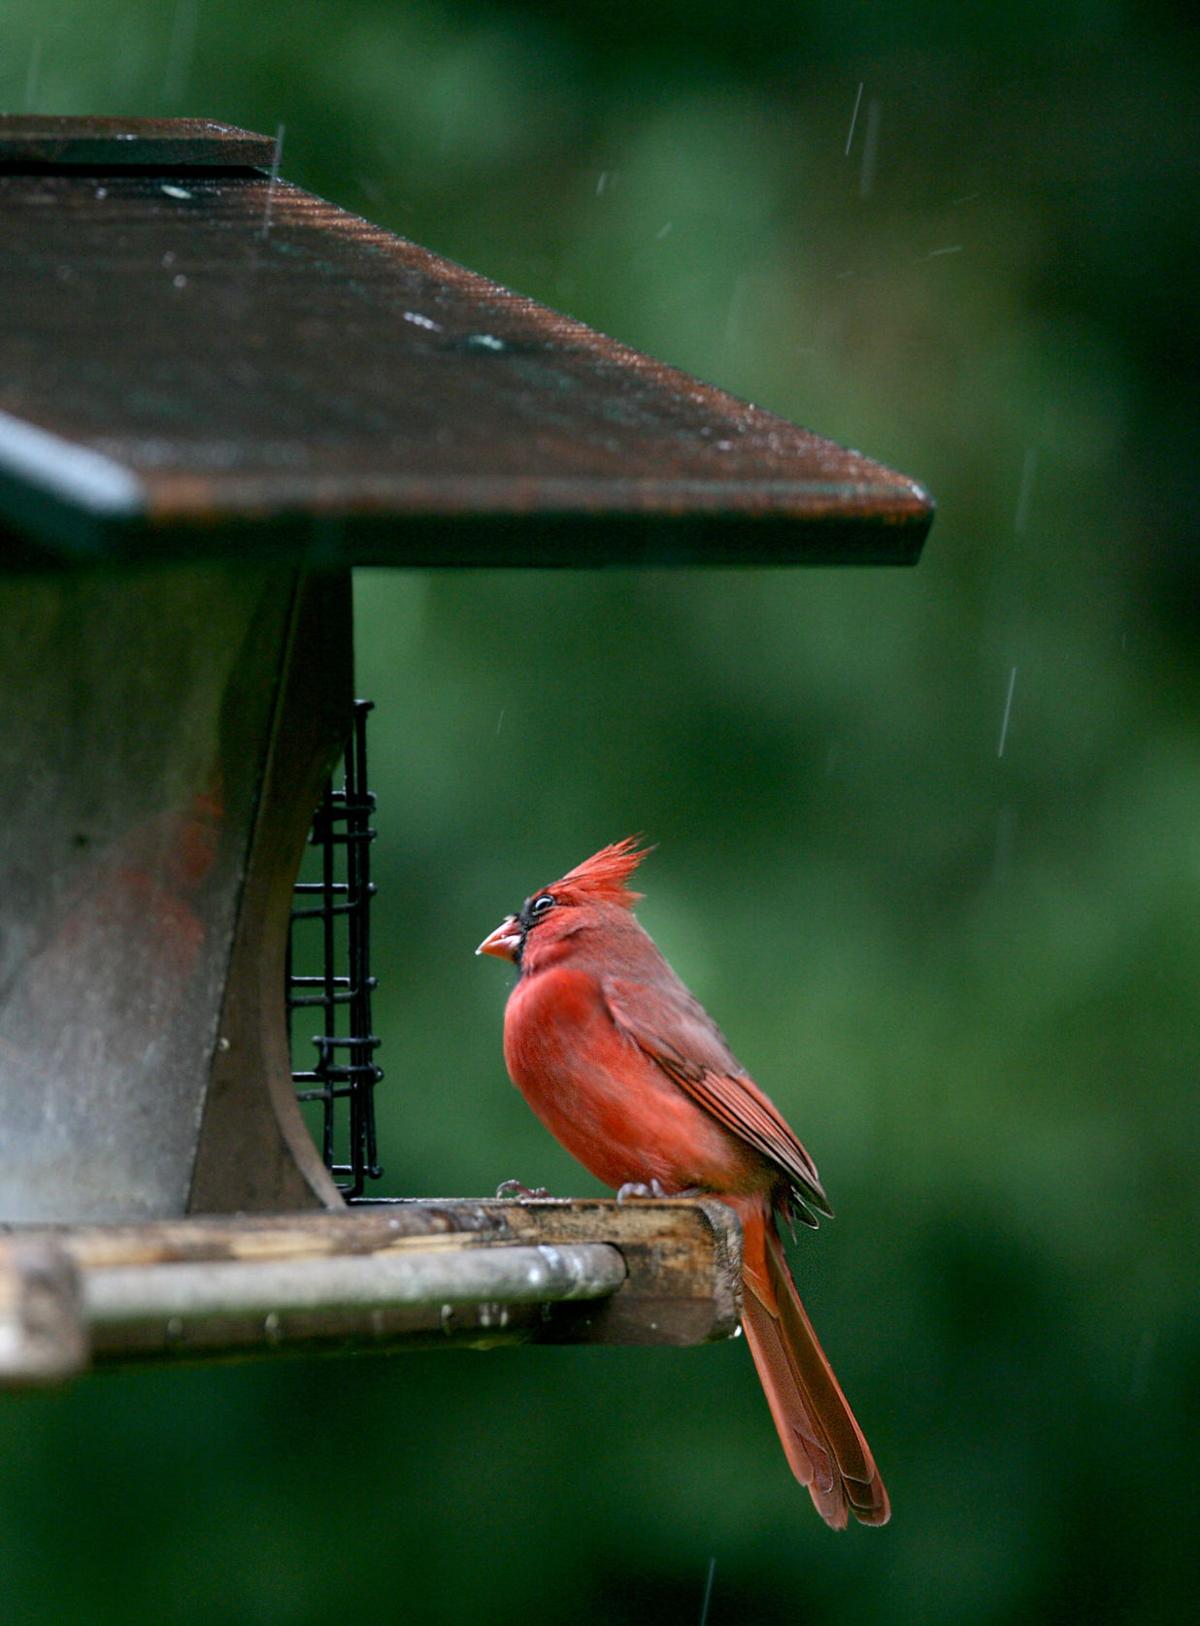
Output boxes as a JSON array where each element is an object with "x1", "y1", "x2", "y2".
[{"x1": 476, "y1": 915, "x2": 522, "y2": 961}]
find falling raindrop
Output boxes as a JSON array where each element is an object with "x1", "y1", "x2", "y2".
[
  {"x1": 1014, "y1": 446, "x2": 1038, "y2": 536},
  {"x1": 259, "y1": 122, "x2": 285, "y2": 241},
  {"x1": 844, "y1": 82, "x2": 864, "y2": 155},
  {"x1": 24, "y1": 39, "x2": 42, "y2": 110},
  {"x1": 699, "y1": 1557, "x2": 717, "y2": 1626},
  {"x1": 997, "y1": 666, "x2": 1018, "y2": 758}
]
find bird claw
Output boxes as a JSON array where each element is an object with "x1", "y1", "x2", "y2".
[
  {"x1": 495, "y1": 1179, "x2": 553, "y2": 1200},
  {"x1": 616, "y1": 1179, "x2": 705, "y2": 1203},
  {"x1": 616, "y1": 1178, "x2": 670, "y2": 1203}
]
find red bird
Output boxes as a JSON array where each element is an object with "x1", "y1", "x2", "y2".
[{"x1": 477, "y1": 837, "x2": 888, "y2": 1529}]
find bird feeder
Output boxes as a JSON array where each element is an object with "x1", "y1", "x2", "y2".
[{"x1": 0, "y1": 117, "x2": 933, "y2": 1385}]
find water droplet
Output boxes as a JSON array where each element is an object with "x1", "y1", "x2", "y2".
[
  {"x1": 1014, "y1": 446, "x2": 1038, "y2": 535},
  {"x1": 259, "y1": 122, "x2": 285, "y2": 241},
  {"x1": 996, "y1": 665, "x2": 1018, "y2": 758},
  {"x1": 845, "y1": 81, "x2": 864, "y2": 155}
]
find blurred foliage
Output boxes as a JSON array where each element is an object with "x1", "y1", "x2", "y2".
[{"x1": 2, "y1": 2, "x2": 1197, "y2": 1623}]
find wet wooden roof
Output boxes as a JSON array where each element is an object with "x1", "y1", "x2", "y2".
[{"x1": 0, "y1": 117, "x2": 933, "y2": 568}]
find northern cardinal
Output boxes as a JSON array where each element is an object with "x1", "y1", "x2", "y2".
[{"x1": 477, "y1": 837, "x2": 888, "y2": 1529}]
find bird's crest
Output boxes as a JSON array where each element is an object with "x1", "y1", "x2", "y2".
[{"x1": 550, "y1": 836, "x2": 653, "y2": 909}]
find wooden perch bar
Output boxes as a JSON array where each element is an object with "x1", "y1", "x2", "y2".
[
  {"x1": 0, "y1": 1239, "x2": 87, "y2": 1386},
  {"x1": 0, "y1": 1199, "x2": 743, "y2": 1383}
]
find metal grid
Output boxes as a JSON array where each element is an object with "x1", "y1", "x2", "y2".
[{"x1": 286, "y1": 700, "x2": 383, "y2": 1199}]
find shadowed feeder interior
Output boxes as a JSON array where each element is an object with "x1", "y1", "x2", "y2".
[{"x1": 0, "y1": 116, "x2": 932, "y2": 1381}]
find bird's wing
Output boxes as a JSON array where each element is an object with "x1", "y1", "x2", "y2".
[{"x1": 602, "y1": 976, "x2": 833, "y2": 1225}]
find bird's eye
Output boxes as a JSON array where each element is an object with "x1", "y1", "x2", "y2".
[{"x1": 530, "y1": 894, "x2": 555, "y2": 915}]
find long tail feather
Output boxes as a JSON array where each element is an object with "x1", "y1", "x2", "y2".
[{"x1": 737, "y1": 1201, "x2": 890, "y2": 1529}]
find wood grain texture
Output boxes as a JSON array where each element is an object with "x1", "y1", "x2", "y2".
[
  {"x1": 0, "y1": 116, "x2": 275, "y2": 169},
  {"x1": 0, "y1": 1238, "x2": 86, "y2": 1383},
  {"x1": 0, "y1": 118, "x2": 933, "y2": 568},
  {"x1": 0, "y1": 1199, "x2": 742, "y2": 1375}
]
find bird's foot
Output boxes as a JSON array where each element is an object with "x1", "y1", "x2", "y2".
[
  {"x1": 616, "y1": 1179, "x2": 670, "y2": 1203},
  {"x1": 495, "y1": 1179, "x2": 553, "y2": 1200},
  {"x1": 616, "y1": 1180, "x2": 704, "y2": 1202}
]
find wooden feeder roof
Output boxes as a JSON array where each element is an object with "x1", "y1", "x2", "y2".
[{"x1": 0, "y1": 116, "x2": 934, "y2": 570}]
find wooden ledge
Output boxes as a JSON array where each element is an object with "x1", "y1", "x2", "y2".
[
  {"x1": 0, "y1": 116, "x2": 276, "y2": 171},
  {"x1": 0, "y1": 1200, "x2": 743, "y2": 1384}
]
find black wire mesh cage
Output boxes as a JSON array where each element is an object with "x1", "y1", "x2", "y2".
[{"x1": 286, "y1": 699, "x2": 384, "y2": 1199}]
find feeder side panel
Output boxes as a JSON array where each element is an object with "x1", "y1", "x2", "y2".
[{"x1": 0, "y1": 566, "x2": 291, "y2": 1222}]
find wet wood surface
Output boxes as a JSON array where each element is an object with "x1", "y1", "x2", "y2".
[
  {"x1": 0, "y1": 116, "x2": 276, "y2": 170},
  {"x1": 0, "y1": 1199, "x2": 743, "y2": 1378},
  {"x1": 0, "y1": 116, "x2": 933, "y2": 569}
]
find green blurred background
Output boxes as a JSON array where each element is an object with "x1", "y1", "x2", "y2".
[{"x1": 2, "y1": 2, "x2": 1197, "y2": 1622}]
